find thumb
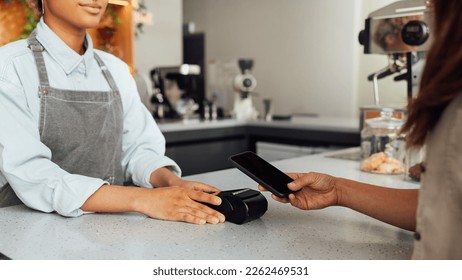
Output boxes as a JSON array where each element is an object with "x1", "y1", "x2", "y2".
[
  {"x1": 287, "y1": 180, "x2": 304, "y2": 192},
  {"x1": 288, "y1": 173, "x2": 318, "y2": 191}
]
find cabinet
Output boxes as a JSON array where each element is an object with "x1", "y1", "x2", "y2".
[
  {"x1": 166, "y1": 139, "x2": 249, "y2": 176},
  {"x1": 160, "y1": 120, "x2": 360, "y2": 176},
  {"x1": 163, "y1": 125, "x2": 250, "y2": 176}
]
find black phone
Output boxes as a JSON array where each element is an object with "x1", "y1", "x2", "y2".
[{"x1": 228, "y1": 151, "x2": 294, "y2": 198}]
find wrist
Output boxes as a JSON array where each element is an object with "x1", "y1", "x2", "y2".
[
  {"x1": 334, "y1": 177, "x2": 348, "y2": 207},
  {"x1": 130, "y1": 187, "x2": 151, "y2": 213},
  {"x1": 150, "y1": 167, "x2": 183, "y2": 187}
]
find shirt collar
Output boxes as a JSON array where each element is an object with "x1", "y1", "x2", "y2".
[{"x1": 35, "y1": 18, "x2": 95, "y2": 75}]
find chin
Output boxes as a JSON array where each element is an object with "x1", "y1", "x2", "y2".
[{"x1": 80, "y1": 17, "x2": 105, "y2": 29}]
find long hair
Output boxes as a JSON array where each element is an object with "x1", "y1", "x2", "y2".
[{"x1": 401, "y1": 0, "x2": 462, "y2": 147}]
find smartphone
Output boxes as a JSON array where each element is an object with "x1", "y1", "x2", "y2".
[{"x1": 228, "y1": 151, "x2": 294, "y2": 198}]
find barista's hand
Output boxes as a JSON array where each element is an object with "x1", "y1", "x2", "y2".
[
  {"x1": 258, "y1": 172, "x2": 339, "y2": 210},
  {"x1": 136, "y1": 180, "x2": 225, "y2": 224},
  {"x1": 176, "y1": 179, "x2": 221, "y2": 195}
]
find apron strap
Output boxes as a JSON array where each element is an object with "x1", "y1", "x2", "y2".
[
  {"x1": 27, "y1": 29, "x2": 120, "y2": 94},
  {"x1": 94, "y1": 53, "x2": 120, "y2": 93},
  {"x1": 27, "y1": 30, "x2": 50, "y2": 89}
]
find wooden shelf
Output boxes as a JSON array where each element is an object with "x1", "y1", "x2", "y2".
[
  {"x1": 0, "y1": 0, "x2": 27, "y2": 46},
  {"x1": 88, "y1": 3, "x2": 135, "y2": 75}
]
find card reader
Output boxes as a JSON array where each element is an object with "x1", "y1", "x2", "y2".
[{"x1": 203, "y1": 188, "x2": 268, "y2": 224}]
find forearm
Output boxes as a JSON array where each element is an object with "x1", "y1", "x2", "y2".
[
  {"x1": 81, "y1": 184, "x2": 146, "y2": 213},
  {"x1": 80, "y1": 181, "x2": 225, "y2": 224},
  {"x1": 336, "y1": 178, "x2": 418, "y2": 231}
]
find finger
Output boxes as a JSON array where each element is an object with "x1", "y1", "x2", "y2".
[
  {"x1": 258, "y1": 185, "x2": 268, "y2": 192},
  {"x1": 190, "y1": 182, "x2": 221, "y2": 194},
  {"x1": 185, "y1": 191, "x2": 226, "y2": 222},
  {"x1": 287, "y1": 173, "x2": 320, "y2": 191},
  {"x1": 286, "y1": 173, "x2": 304, "y2": 180},
  {"x1": 191, "y1": 207, "x2": 222, "y2": 224},
  {"x1": 189, "y1": 190, "x2": 222, "y2": 206},
  {"x1": 288, "y1": 193, "x2": 306, "y2": 210},
  {"x1": 205, "y1": 213, "x2": 225, "y2": 224},
  {"x1": 182, "y1": 189, "x2": 226, "y2": 222},
  {"x1": 193, "y1": 202, "x2": 226, "y2": 223},
  {"x1": 175, "y1": 211, "x2": 207, "y2": 225},
  {"x1": 178, "y1": 206, "x2": 224, "y2": 224},
  {"x1": 271, "y1": 194, "x2": 290, "y2": 203},
  {"x1": 288, "y1": 193, "x2": 298, "y2": 205}
]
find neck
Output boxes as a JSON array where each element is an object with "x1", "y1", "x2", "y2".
[{"x1": 43, "y1": 16, "x2": 87, "y2": 55}]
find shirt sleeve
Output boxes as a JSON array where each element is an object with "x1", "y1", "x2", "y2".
[
  {"x1": 0, "y1": 77, "x2": 106, "y2": 217},
  {"x1": 115, "y1": 64, "x2": 181, "y2": 187}
]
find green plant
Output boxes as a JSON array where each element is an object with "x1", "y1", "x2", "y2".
[
  {"x1": 19, "y1": 0, "x2": 39, "y2": 38},
  {"x1": 101, "y1": 3, "x2": 147, "y2": 37},
  {"x1": 104, "y1": 4, "x2": 121, "y2": 27},
  {"x1": 132, "y1": 0, "x2": 151, "y2": 37},
  {"x1": 2, "y1": 0, "x2": 40, "y2": 39}
]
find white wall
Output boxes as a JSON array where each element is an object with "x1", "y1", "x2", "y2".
[
  {"x1": 134, "y1": 0, "x2": 408, "y2": 118},
  {"x1": 134, "y1": 0, "x2": 183, "y2": 79},
  {"x1": 183, "y1": 0, "x2": 408, "y2": 118},
  {"x1": 183, "y1": 0, "x2": 361, "y2": 117}
]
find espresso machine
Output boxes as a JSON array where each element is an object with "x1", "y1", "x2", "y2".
[
  {"x1": 358, "y1": 0, "x2": 433, "y2": 129},
  {"x1": 232, "y1": 59, "x2": 259, "y2": 120},
  {"x1": 358, "y1": 0, "x2": 432, "y2": 179},
  {"x1": 150, "y1": 64, "x2": 202, "y2": 120}
]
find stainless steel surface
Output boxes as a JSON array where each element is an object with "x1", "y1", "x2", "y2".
[
  {"x1": 359, "y1": 0, "x2": 431, "y2": 102},
  {"x1": 359, "y1": 0, "x2": 432, "y2": 55}
]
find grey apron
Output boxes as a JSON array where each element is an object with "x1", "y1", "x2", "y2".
[{"x1": 0, "y1": 31, "x2": 124, "y2": 208}]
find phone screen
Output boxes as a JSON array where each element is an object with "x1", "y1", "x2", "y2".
[{"x1": 229, "y1": 151, "x2": 293, "y2": 198}]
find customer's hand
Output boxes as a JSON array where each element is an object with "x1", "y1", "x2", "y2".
[
  {"x1": 259, "y1": 172, "x2": 339, "y2": 210},
  {"x1": 136, "y1": 180, "x2": 225, "y2": 225}
]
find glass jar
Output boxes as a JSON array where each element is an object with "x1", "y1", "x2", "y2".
[{"x1": 360, "y1": 108, "x2": 406, "y2": 174}]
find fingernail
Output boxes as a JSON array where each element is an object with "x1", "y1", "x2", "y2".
[
  {"x1": 288, "y1": 182, "x2": 296, "y2": 188},
  {"x1": 211, "y1": 217, "x2": 219, "y2": 224},
  {"x1": 199, "y1": 219, "x2": 206, "y2": 224}
]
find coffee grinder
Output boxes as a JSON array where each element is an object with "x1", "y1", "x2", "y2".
[{"x1": 232, "y1": 59, "x2": 259, "y2": 120}]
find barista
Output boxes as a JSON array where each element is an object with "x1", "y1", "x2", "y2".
[{"x1": 0, "y1": 0, "x2": 225, "y2": 225}]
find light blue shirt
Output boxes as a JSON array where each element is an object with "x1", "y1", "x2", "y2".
[{"x1": 0, "y1": 19, "x2": 180, "y2": 217}]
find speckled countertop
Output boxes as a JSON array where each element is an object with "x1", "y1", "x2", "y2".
[{"x1": 0, "y1": 148, "x2": 418, "y2": 260}]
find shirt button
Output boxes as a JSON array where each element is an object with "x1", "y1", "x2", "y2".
[{"x1": 414, "y1": 231, "x2": 421, "y2": 241}]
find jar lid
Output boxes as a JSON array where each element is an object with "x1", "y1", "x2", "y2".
[{"x1": 365, "y1": 108, "x2": 404, "y2": 129}]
